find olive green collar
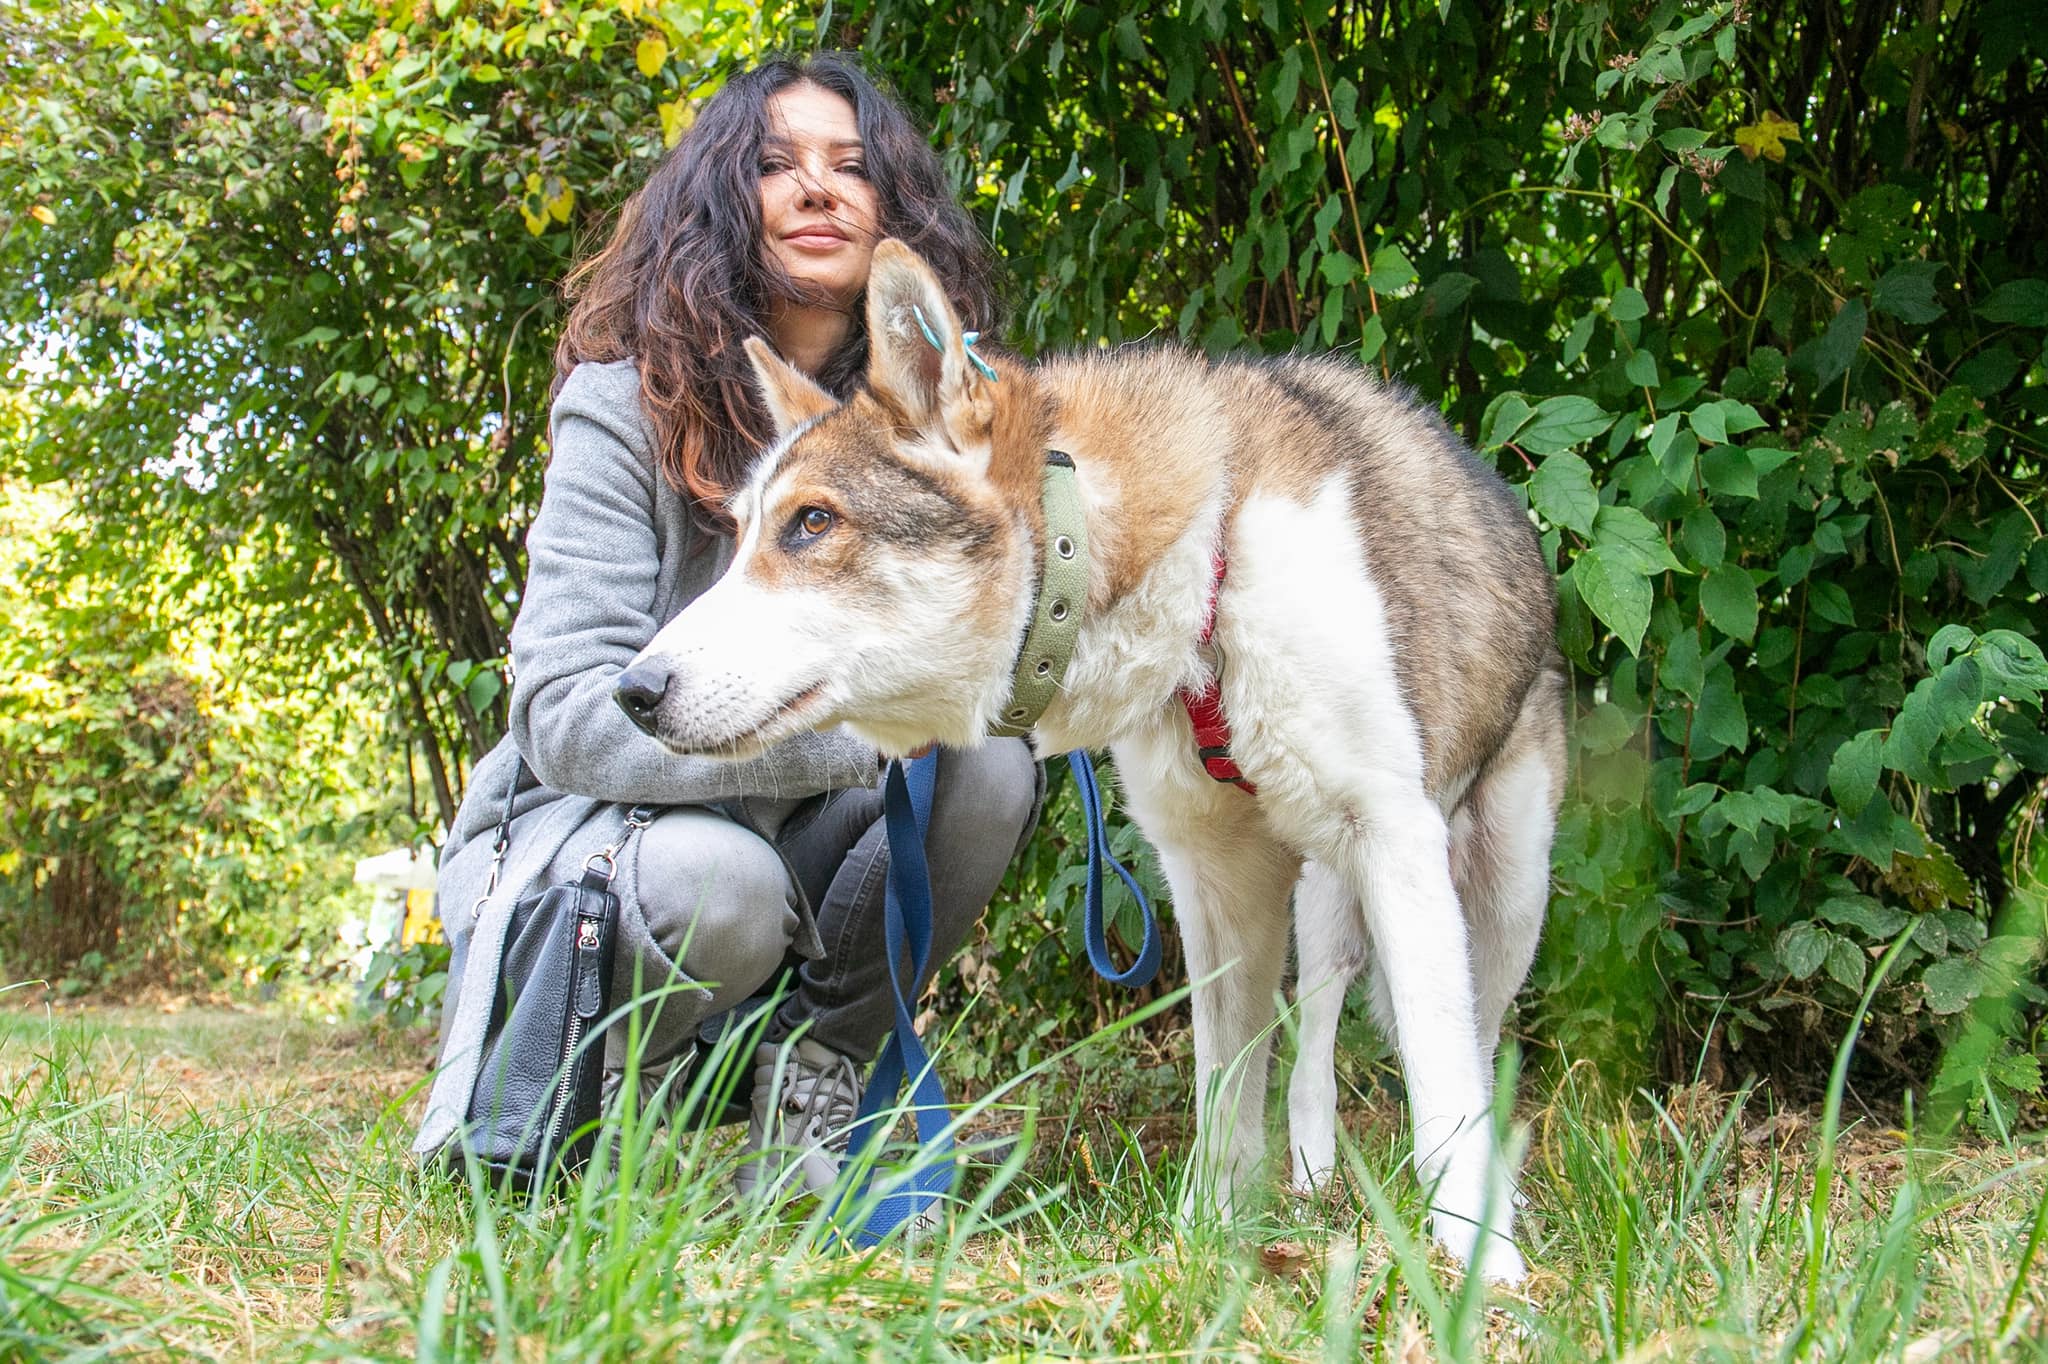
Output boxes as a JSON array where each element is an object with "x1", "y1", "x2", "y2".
[{"x1": 989, "y1": 451, "x2": 1088, "y2": 739}]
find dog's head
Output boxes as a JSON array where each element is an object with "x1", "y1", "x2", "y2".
[{"x1": 616, "y1": 240, "x2": 1041, "y2": 759}]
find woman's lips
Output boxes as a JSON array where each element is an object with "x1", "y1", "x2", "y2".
[{"x1": 782, "y1": 228, "x2": 849, "y2": 250}]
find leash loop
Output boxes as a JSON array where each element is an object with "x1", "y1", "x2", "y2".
[
  {"x1": 1066, "y1": 750, "x2": 1162, "y2": 989},
  {"x1": 828, "y1": 749, "x2": 1159, "y2": 1248}
]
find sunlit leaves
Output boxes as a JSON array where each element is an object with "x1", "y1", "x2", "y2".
[
  {"x1": 658, "y1": 98, "x2": 690, "y2": 147},
  {"x1": 1734, "y1": 109, "x2": 1799, "y2": 161},
  {"x1": 634, "y1": 32, "x2": 667, "y2": 77},
  {"x1": 0, "y1": 0, "x2": 781, "y2": 828},
  {"x1": 519, "y1": 172, "x2": 576, "y2": 236}
]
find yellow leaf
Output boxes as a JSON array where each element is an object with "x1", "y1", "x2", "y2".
[
  {"x1": 30, "y1": 205, "x2": 55, "y2": 225},
  {"x1": 518, "y1": 202, "x2": 547, "y2": 236},
  {"x1": 658, "y1": 99, "x2": 691, "y2": 148},
  {"x1": 546, "y1": 183, "x2": 575, "y2": 223},
  {"x1": 617, "y1": 0, "x2": 640, "y2": 15},
  {"x1": 1735, "y1": 109, "x2": 1800, "y2": 162},
  {"x1": 635, "y1": 33, "x2": 667, "y2": 78}
]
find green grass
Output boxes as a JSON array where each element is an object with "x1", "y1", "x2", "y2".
[{"x1": 1, "y1": 998, "x2": 2043, "y2": 1362}]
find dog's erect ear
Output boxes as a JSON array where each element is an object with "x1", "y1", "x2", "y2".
[
  {"x1": 864, "y1": 239, "x2": 995, "y2": 457},
  {"x1": 744, "y1": 336, "x2": 839, "y2": 438}
]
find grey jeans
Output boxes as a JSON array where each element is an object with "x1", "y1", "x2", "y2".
[{"x1": 592, "y1": 739, "x2": 1040, "y2": 1083}]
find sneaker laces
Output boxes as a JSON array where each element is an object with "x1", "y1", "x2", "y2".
[{"x1": 773, "y1": 1038, "x2": 862, "y2": 1152}]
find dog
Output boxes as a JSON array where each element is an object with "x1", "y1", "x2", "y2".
[{"x1": 615, "y1": 239, "x2": 1567, "y2": 1281}]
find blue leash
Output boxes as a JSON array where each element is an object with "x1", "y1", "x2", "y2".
[
  {"x1": 1066, "y1": 750, "x2": 1162, "y2": 988},
  {"x1": 832, "y1": 756, "x2": 953, "y2": 1246},
  {"x1": 833, "y1": 748, "x2": 1159, "y2": 1247}
]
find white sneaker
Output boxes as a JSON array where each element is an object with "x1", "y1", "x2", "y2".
[
  {"x1": 600, "y1": 1044, "x2": 698, "y2": 1123},
  {"x1": 735, "y1": 1036, "x2": 863, "y2": 1202}
]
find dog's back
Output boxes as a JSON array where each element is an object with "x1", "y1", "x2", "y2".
[
  {"x1": 1044, "y1": 347, "x2": 1562, "y2": 804},
  {"x1": 1232, "y1": 355, "x2": 1561, "y2": 798}
]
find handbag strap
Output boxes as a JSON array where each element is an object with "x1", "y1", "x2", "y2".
[
  {"x1": 580, "y1": 803, "x2": 660, "y2": 889},
  {"x1": 470, "y1": 752, "x2": 657, "y2": 917},
  {"x1": 831, "y1": 754, "x2": 953, "y2": 1247},
  {"x1": 470, "y1": 755, "x2": 525, "y2": 920}
]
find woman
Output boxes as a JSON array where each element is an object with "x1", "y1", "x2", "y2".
[{"x1": 413, "y1": 54, "x2": 1041, "y2": 1201}]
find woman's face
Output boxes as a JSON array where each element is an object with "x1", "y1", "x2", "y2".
[{"x1": 758, "y1": 81, "x2": 880, "y2": 310}]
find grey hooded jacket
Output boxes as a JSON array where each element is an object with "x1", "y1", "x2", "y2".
[{"x1": 412, "y1": 358, "x2": 879, "y2": 1161}]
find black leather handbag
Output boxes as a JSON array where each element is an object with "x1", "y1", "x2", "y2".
[{"x1": 451, "y1": 757, "x2": 655, "y2": 1193}]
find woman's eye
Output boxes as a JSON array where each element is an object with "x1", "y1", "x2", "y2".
[
  {"x1": 837, "y1": 161, "x2": 867, "y2": 178},
  {"x1": 797, "y1": 507, "x2": 833, "y2": 538},
  {"x1": 758, "y1": 158, "x2": 789, "y2": 175}
]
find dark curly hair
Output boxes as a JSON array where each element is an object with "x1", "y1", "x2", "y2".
[{"x1": 553, "y1": 52, "x2": 1004, "y2": 534}]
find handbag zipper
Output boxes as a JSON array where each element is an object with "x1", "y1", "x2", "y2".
[{"x1": 543, "y1": 910, "x2": 607, "y2": 1156}]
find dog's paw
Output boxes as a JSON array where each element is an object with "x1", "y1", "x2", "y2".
[
  {"x1": 1429, "y1": 1211, "x2": 1527, "y2": 1285},
  {"x1": 1287, "y1": 1137, "x2": 1342, "y2": 1198},
  {"x1": 1177, "y1": 1173, "x2": 1242, "y2": 1224},
  {"x1": 1469, "y1": 1234, "x2": 1527, "y2": 1285}
]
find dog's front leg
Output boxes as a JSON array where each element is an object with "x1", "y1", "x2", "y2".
[
  {"x1": 1339, "y1": 795, "x2": 1525, "y2": 1284},
  {"x1": 1150, "y1": 829, "x2": 1300, "y2": 1222}
]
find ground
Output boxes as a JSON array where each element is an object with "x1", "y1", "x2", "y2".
[{"x1": 1, "y1": 999, "x2": 2043, "y2": 1361}]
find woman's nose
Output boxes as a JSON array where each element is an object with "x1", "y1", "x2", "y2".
[{"x1": 797, "y1": 174, "x2": 837, "y2": 210}]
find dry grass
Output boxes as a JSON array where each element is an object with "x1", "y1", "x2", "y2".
[{"x1": 2, "y1": 999, "x2": 2044, "y2": 1361}]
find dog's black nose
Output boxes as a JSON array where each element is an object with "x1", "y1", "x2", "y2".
[{"x1": 615, "y1": 664, "x2": 669, "y2": 736}]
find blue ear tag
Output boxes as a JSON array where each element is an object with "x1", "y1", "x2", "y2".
[{"x1": 911, "y1": 303, "x2": 999, "y2": 383}]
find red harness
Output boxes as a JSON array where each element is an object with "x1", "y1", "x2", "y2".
[{"x1": 1176, "y1": 552, "x2": 1256, "y2": 794}]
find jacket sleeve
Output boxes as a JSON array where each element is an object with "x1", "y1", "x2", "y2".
[{"x1": 506, "y1": 362, "x2": 879, "y2": 805}]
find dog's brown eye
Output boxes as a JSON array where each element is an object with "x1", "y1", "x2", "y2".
[{"x1": 797, "y1": 507, "x2": 833, "y2": 538}]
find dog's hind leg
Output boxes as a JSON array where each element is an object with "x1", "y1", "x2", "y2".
[
  {"x1": 1318, "y1": 783, "x2": 1525, "y2": 1282},
  {"x1": 1286, "y1": 859, "x2": 1365, "y2": 1194},
  {"x1": 1451, "y1": 667, "x2": 1568, "y2": 1078}
]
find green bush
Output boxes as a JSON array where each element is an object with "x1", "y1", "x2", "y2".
[{"x1": 0, "y1": 481, "x2": 399, "y2": 984}]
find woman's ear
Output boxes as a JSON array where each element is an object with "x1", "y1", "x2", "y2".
[
  {"x1": 864, "y1": 239, "x2": 991, "y2": 440},
  {"x1": 743, "y1": 336, "x2": 840, "y2": 437}
]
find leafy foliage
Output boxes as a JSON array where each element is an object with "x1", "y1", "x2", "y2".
[
  {"x1": 0, "y1": 479, "x2": 397, "y2": 983},
  {"x1": 361, "y1": 935, "x2": 452, "y2": 1027},
  {"x1": 3, "y1": 0, "x2": 2043, "y2": 1113}
]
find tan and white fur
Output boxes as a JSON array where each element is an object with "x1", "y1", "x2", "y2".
[{"x1": 617, "y1": 240, "x2": 1568, "y2": 1281}]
